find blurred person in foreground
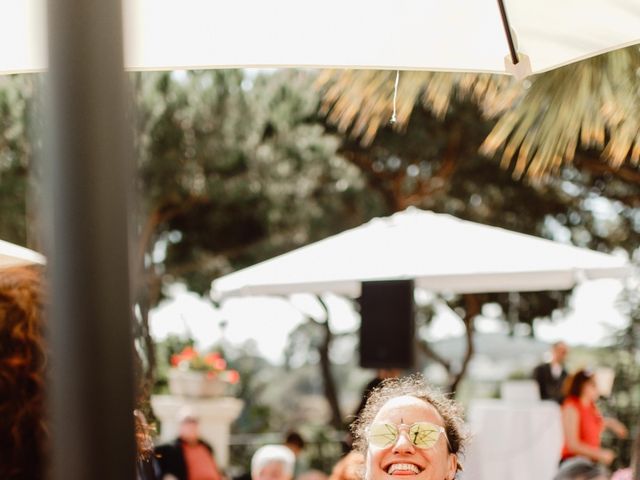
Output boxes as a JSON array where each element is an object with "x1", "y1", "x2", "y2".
[
  {"x1": 251, "y1": 445, "x2": 295, "y2": 480},
  {"x1": 0, "y1": 266, "x2": 47, "y2": 480},
  {"x1": 155, "y1": 407, "x2": 223, "y2": 480},
  {"x1": 561, "y1": 369, "x2": 628, "y2": 466},
  {"x1": 351, "y1": 374, "x2": 467, "y2": 480},
  {"x1": 554, "y1": 457, "x2": 609, "y2": 480},
  {"x1": 533, "y1": 341, "x2": 569, "y2": 403}
]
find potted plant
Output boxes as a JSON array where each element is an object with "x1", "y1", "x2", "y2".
[{"x1": 168, "y1": 346, "x2": 240, "y2": 397}]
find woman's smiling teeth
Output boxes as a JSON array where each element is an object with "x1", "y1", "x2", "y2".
[{"x1": 387, "y1": 463, "x2": 422, "y2": 475}]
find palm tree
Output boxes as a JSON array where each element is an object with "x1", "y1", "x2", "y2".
[{"x1": 317, "y1": 46, "x2": 640, "y2": 180}]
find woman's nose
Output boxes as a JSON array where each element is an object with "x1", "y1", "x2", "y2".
[{"x1": 392, "y1": 430, "x2": 416, "y2": 454}]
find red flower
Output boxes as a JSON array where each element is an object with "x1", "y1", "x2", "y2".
[
  {"x1": 180, "y1": 346, "x2": 197, "y2": 360},
  {"x1": 171, "y1": 346, "x2": 198, "y2": 367},
  {"x1": 204, "y1": 352, "x2": 221, "y2": 366},
  {"x1": 226, "y1": 370, "x2": 240, "y2": 384},
  {"x1": 213, "y1": 358, "x2": 227, "y2": 370},
  {"x1": 170, "y1": 346, "x2": 239, "y2": 386}
]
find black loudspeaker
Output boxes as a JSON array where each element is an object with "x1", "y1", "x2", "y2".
[{"x1": 359, "y1": 280, "x2": 415, "y2": 369}]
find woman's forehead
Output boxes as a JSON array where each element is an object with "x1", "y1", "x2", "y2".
[{"x1": 373, "y1": 395, "x2": 444, "y2": 425}]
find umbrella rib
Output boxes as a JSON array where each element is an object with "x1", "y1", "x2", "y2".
[{"x1": 496, "y1": 0, "x2": 520, "y2": 65}]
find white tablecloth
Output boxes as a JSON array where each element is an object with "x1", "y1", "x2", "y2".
[{"x1": 461, "y1": 399, "x2": 563, "y2": 480}]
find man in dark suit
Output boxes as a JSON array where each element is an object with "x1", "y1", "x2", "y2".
[{"x1": 533, "y1": 341, "x2": 569, "y2": 403}]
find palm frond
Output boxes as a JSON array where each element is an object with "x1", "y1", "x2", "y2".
[
  {"x1": 481, "y1": 47, "x2": 640, "y2": 178},
  {"x1": 317, "y1": 47, "x2": 640, "y2": 179},
  {"x1": 316, "y1": 70, "x2": 514, "y2": 145}
]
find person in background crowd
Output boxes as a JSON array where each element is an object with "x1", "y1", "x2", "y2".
[
  {"x1": 554, "y1": 457, "x2": 609, "y2": 480},
  {"x1": 611, "y1": 467, "x2": 632, "y2": 480},
  {"x1": 0, "y1": 266, "x2": 47, "y2": 480},
  {"x1": 296, "y1": 470, "x2": 328, "y2": 480},
  {"x1": 561, "y1": 369, "x2": 628, "y2": 466},
  {"x1": 533, "y1": 341, "x2": 569, "y2": 403},
  {"x1": 352, "y1": 374, "x2": 467, "y2": 480},
  {"x1": 610, "y1": 418, "x2": 640, "y2": 480},
  {"x1": 284, "y1": 430, "x2": 306, "y2": 478},
  {"x1": 155, "y1": 407, "x2": 223, "y2": 480},
  {"x1": 328, "y1": 451, "x2": 364, "y2": 480},
  {"x1": 251, "y1": 445, "x2": 295, "y2": 480},
  {"x1": 284, "y1": 430, "x2": 305, "y2": 458}
]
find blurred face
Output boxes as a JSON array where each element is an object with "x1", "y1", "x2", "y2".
[
  {"x1": 256, "y1": 462, "x2": 291, "y2": 480},
  {"x1": 552, "y1": 343, "x2": 568, "y2": 363},
  {"x1": 179, "y1": 418, "x2": 200, "y2": 444},
  {"x1": 581, "y1": 378, "x2": 599, "y2": 402},
  {"x1": 365, "y1": 396, "x2": 456, "y2": 480}
]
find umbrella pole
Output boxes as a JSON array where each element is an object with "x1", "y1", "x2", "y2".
[
  {"x1": 496, "y1": 0, "x2": 520, "y2": 65},
  {"x1": 44, "y1": 0, "x2": 136, "y2": 478}
]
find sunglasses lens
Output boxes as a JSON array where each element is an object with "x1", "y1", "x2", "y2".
[
  {"x1": 368, "y1": 423, "x2": 398, "y2": 448},
  {"x1": 409, "y1": 422, "x2": 441, "y2": 448}
]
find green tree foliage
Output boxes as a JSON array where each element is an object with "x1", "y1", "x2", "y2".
[
  {"x1": 598, "y1": 283, "x2": 640, "y2": 470},
  {"x1": 0, "y1": 75, "x2": 39, "y2": 246},
  {"x1": 132, "y1": 69, "x2": 385, "y2": 421},
  {"x1": 135, "y1": 70, "x2": 383, "y2": 299}
]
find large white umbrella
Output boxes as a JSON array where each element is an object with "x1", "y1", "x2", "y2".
[
  {"x1": 211, "y1": 208, "x2": 631, "y2": 299},
  {"x1": 0, "y1": 238, "x2": 46, "y2": 269},
  {"x1": 3, "y1": 0, "x2": 640, "y2": 77}
]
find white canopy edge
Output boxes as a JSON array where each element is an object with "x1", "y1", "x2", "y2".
[
  {"x1": 212, "y1": 267, "x2": 633, "y2": 299},
  {"x1": 211, "y1": 209, "x2": 633, "y2": 300},
  {"x1": 2, "y1": 0, "x2": 639, "y2": 75},
  {"x1": 0, "y1": 239, "x2": 46, "y2": 269}
]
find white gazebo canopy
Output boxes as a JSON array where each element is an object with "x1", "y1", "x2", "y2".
[
  {"x1": 2, "y1": 0, "x2": 640, "y2": 76},
  {"x1": 0, "y1": 238, "x2": 46, "y2": 269},
  {"x1": 211, "y1": 208, "x2": 631, "y2": 299}
]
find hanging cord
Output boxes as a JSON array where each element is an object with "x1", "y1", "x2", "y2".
[{"x1": 390, "y1": 70, "x2": 400, "y2": 124}]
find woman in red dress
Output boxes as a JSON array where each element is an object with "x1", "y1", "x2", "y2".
[{"x1": 561, "y1": 369, "x2": 628, "y2": 466}]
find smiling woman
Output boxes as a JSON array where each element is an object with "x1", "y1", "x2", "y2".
[{"x1": 351, "y1": 376, "x2": 467, "y2": 480}]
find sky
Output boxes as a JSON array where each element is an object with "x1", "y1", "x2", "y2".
[{"x1": 149, "y1": 278, "x2": 629, "y2": 364}]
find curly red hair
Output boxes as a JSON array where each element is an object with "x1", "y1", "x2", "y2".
[{"x1": 0, "y1": 265, "x2": 47, "y2": 479}]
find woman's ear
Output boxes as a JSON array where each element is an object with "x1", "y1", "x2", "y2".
[{"x1": 447, "y1": 453, "x2": 457, "y2": 480}]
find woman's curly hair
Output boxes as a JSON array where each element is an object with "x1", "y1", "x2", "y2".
[
  {"x1": 0, "y1": 266, "x2": 47, "y2": 479},
  {"x1": 351, "y1": 375, "x2": 468, "y2": 473}
]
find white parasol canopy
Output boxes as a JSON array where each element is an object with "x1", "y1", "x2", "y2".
[
  {"x1": 0, "y1": 238, "x2": 46, "y2": 269},
  {"x1": 211, "y1": 208, "x2": 631, "y2": 299},
  {"x1": 2, "y1": 0, "x2": 640, "y2": 76}
]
